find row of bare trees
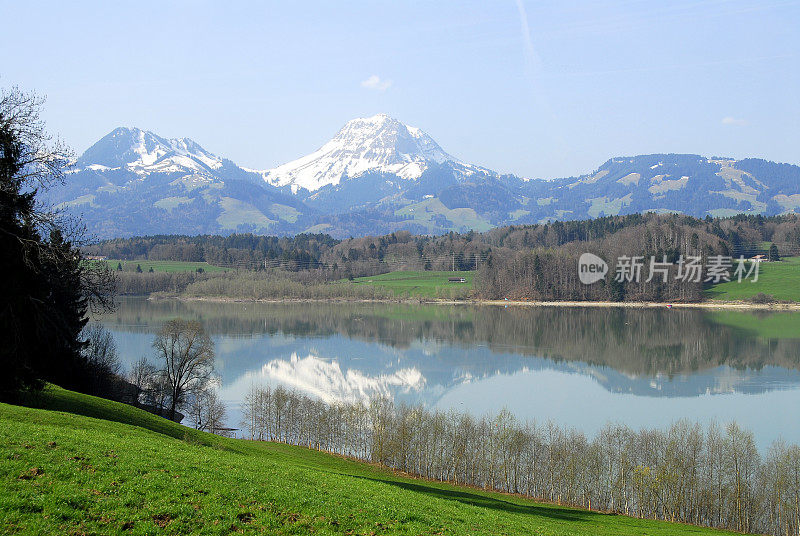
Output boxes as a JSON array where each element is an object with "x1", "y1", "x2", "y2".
[{"x1": 242, "y1": 385, "x2": 800, "y2": 536}]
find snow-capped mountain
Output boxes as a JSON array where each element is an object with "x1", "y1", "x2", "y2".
[
  {"x1": 48, "y1": 119, "x2": 800, "y2": 239},
  {"x1": 261, "y1": 114, "x2": 492, "y2": 192},
  {"x1": 52, "y1": 127, "x2": 312, "y2": 238},
  {"x1": 76, "y1": 127, "x2": 224, "y2": 176}
]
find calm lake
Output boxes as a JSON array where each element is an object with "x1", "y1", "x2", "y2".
[{"x1": 97, "y1": 297, "x2": 800, "y2": 450}]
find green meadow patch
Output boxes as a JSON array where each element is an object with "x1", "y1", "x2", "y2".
[
  {"x1": 705, "y1": 256, "x2": 800, "y2": 302},
  {"x1": 349, "y1": 270, "x2": 474, "y2": 298},
  {"x1": 104, "y1": 259, "x2": 229, "y2": 273}
]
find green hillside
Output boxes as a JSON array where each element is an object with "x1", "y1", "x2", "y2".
[
  {"x1": 1, "y1": 387, "x2": 737, "y2": 535},
  {"x1": 706, "y1": 256, "x2": 800, "y2": 302}
]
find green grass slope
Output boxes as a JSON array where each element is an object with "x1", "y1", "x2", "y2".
[
  {"x1": 706, "y1": 256, "x2": 800, "y2": 302},
  {"x1": 1, "y1": 387, "x2": 736, "y2": 535},
  {"x1": 349, "y1": 271, "x2": 474, "y2": 298}
]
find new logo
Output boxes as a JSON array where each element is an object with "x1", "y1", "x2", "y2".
[{"x1": 578, "y1": 253, "x2": 608, "y2": 284}]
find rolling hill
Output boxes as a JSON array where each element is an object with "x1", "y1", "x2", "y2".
[{"x1": 1, "y1": 386, "x2": 740, "y2": 535}]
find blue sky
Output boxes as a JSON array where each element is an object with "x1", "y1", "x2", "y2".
[{"x1": 1, "y1": 0, "x2": 798, "y2": 178}]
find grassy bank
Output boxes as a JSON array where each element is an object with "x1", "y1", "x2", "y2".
[
  {"x1": 706, "y1": 256, "x2": 800, "y2": 302},
  {"x1": 1, "y1": 387, "x2": 736, "y2": 535},
  {"x1": 348, "y1": 270, "x2": 474, "y2": 298}
]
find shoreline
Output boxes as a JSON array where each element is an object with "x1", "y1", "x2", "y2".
[{"x1": 147, "y1": 294, "x2": 800, "y2": 311}]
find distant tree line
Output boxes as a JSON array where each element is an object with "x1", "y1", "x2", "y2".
[
  {"x1": 242, "y1": 385, "x2": 800, "y2": 536},
  {"x1": 477, "y1": 216, "x2": 726, "y2": 301},
  {"x1": 115, "y1": 271, "x2": 204, "y2": 296},
  {"x1": 86, "y1": 213, "x2": 800, "y2": 269},
  {"x1": 88, "y1": 213, "x2": 800, "y2": 301},
  {"x1": 178, "y1": 271, "x2": 397, "y2": 301},
  {"x1": 84, "y1": 233, "x2": 338, "y2": 270},
  {"x1": 476, "y1": 214, "x2": 800, "y2": 301}
]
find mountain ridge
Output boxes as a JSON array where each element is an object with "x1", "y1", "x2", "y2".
[{"x1": 47, "y1": 116, "x2": 800, "y2": 238}]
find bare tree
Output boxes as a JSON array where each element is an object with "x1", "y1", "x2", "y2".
[
  {"x1": 82, "y1": 323, "x2": 120, "y2": 375},
  {"x1": 128, "y1": 356, "x2": 159, "y2": 408},
  {"x1": 129, "y1": 357, "x2": 153, "y2": 396},
  {"x1": 152, "y1": 319, "x2": 215, "y2": 421},
  {"x1": 80, "y1": 323, "x2": 122, "y2": 397},
  {"x1": 188, "y1": 385, "x2": 227, "y2": 435}
]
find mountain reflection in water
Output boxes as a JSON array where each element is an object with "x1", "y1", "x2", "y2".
[{"x1": 97, "y1": 298, "x2": 800, "y2": 449}]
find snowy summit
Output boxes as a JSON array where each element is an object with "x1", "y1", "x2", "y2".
[
  {"x1": 77, "y1": 127, "x2": 223, "y2": 175},
  {"x1": 262, "y1": 114, "x2": 469, "y2": 192}
]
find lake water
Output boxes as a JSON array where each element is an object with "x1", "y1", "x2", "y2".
[{"x1": 97, "y1": 297, "x2": 800, "y2": 449}]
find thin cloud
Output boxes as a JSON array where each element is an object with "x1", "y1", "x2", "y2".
[
  {"x1": 361, "y1": 75, "x2": 392, "y2": 91},
  {"x1": 722, "y1": 116, "x2": 748, "y2": 126},
  {"x1": 515, "y1": 0, "x2": 543, "y2": 73}
]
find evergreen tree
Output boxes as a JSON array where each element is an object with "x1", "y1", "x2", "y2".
[
  {"x1": 769, "y1": 243, "x2": 780, "y2": 261},
  {"x1": 0, "y1": 87, "x2": 112, "y2": 397}
]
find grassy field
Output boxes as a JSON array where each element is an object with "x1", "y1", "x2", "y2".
[
  {"x1": 705, "y1": 256, "x2": 800, "y2": 302},
  {"x1": 0, "y1": 387, "x2": 737, "y2": 535},
  {"x1": 349, "y1": 270, "x2": 474, "y2": 298},
  {"x1": 104, "y1": 259, "x2": 228, "y2": 273}
]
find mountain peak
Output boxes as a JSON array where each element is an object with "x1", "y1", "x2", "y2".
[
  {"x1": 358, "y1": 112, "x2": 392, "y2": 121},
  {"x1": 77, "y1": 127, "x2": 222, "y2": 173},
  {"x1": 263, "y1": 114, "x2": 463, "y2": 192}
]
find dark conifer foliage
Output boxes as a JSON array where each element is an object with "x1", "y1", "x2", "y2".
[{"x1": 0, "y1": 87, "x2": 113, "y2": 398}]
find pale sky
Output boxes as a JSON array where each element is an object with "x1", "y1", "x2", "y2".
[{"x1": 1, "y1": 0, "x2": 798, "y2": 179}]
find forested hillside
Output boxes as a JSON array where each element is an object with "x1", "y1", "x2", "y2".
[{"x1": 86, "y1": 213, "x2": 800, "y2": 302}]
